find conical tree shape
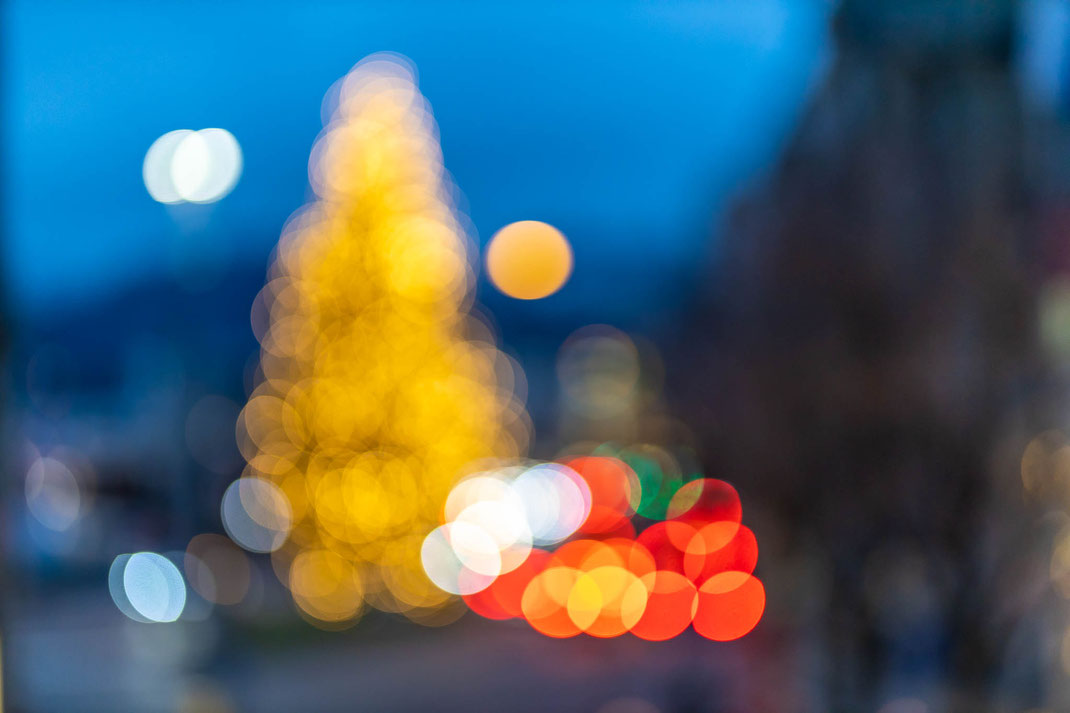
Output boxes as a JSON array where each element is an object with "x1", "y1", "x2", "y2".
[{"x1": 237, "y1": 54, "x2": 528, "y2": 625}]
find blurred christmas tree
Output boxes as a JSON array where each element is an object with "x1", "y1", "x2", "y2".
[{"x1": 237, "y1": 54, "x2": 528, "y2": 626}]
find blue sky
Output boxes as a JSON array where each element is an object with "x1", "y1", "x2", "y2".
[{"x1": 3, "y1": 0, "x2": 830, "y2": 320}]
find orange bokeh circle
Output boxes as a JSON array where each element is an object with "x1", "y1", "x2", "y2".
[
  {"x1": 522, "y1": 566, "x2": 583, "y2": 638},
  {"x1": 630, "y1": 570, "x2": 697, "y2": 641},
  {"x1": 567, "y1": 456, "x2": 636, "y2": 535},
  {"x1": 692, "y1": 571, "x2": 765, "y2": 641},
  {"x1": 484, "y1": 548, "x2": 551, "y2": 618}
]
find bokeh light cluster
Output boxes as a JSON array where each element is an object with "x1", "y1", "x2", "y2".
[
  {"x1": 427, "y1": 456, "x2": 765, "y2": 641},
  {"x1": 421, "y1": 462, "x2": 592, "y2": 595},
  {"x1": 234, "y1": 53, "x2": 528, "y2": 626}
]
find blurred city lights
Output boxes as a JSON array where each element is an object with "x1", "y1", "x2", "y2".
[
  {"x1": 143, "y1": 128, "x2": 242, "y2": 204},
  {"x1": 237, "y1": 52, "x2": 527, "y2": 624},
  {"x1": 485, "y1": 220, "x2": 573, "y2": 300},
  {"x1": 423, "y1": 462, "x2": 593, "y2": 597},
  {"x1": 133, "y1": 50, "x2": 766, "y2": 644},
  {"x1": 109, "y1": 552, "x2": 187, "y2": 623},
  {"x1": 9, "y1": 1, "x2": 1061, "y2": 706},
  {"x1": 427, "y1": 453, "x2": 764, "y2": 640}
]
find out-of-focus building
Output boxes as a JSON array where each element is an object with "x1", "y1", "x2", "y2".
[{"x1": 675, "y1": 0, "x2": 1070, "y2": 710}]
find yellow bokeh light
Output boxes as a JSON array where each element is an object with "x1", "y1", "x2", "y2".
[
  {"x1": 237, "y1": 53, "x2": 527, "y2": 625},
  {"x1": 485, "y1": 220, "x2": 573, "y2": 300},
  {"x1": 289, "y1": 549, "x2": 364, "y2": 625}
]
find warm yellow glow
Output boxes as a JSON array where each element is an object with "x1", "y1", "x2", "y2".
[
  {"x1": 486, "y1": 220, "x2": 573, "y2": 300},
  {"x1": 237, "y1": 53, "x2": 527, "y2": 624},
  {"x1": 289, "y1": 549, "x2": 364, "y2": 625}
]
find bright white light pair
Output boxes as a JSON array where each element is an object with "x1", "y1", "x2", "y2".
[
  {"x1": 143, "y1": 128, "x2": 242, "y2": 204},
  {"x1": 422, "y1": 462, "x2": 592, "y2": 595}
]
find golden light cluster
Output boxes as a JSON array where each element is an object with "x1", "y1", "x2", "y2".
[{"x1": 235, "y1": 53, "x2": 529, "y2": 626}]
